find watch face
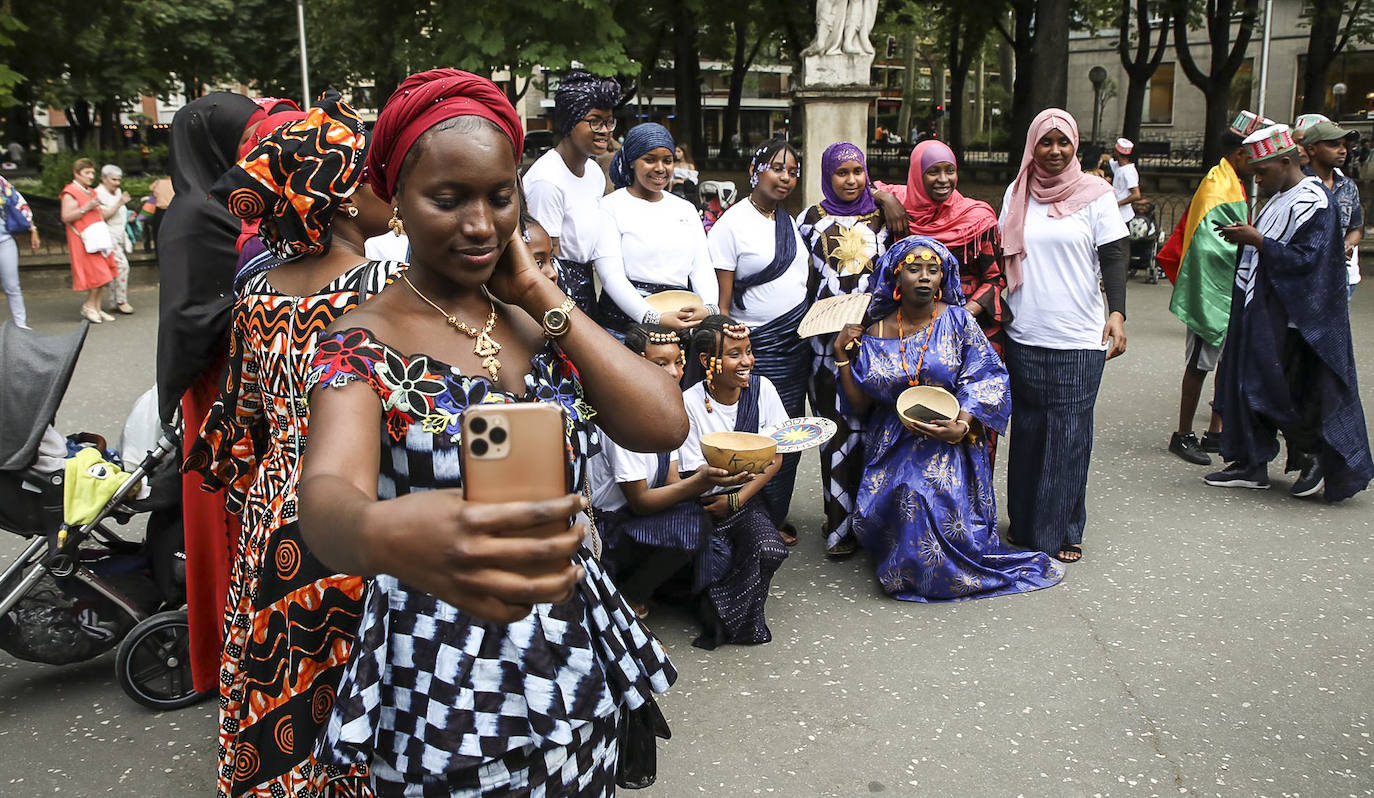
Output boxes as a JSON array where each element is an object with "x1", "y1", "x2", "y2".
[{"x1": 545, "y1": 309, "x2": 570, "y2": 336}]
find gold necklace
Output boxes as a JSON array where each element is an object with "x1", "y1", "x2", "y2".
[
  {"x1": 749, "y1": 196, "x2": 775, "y2": 219},
  {"x1": 401, "y1": 273, "x2": 503, "y2": 381}
]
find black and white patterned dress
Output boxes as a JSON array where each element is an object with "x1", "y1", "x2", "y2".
[
  {"x1": 305, "y1": 328, "x2": 676, "y2": 797},
  {"x1": 797, "y1": 205, "x2": 889, "y2": 550}
]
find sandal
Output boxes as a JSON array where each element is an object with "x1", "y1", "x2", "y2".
[
  {"x1": 778, "y1": 523, "x2": 798, "y2": 547},
  {"x1": 826, "y1": 538, "x2": 858, "y2": 557},
  {"x1": 1055, "y1": 544, "x2": 1083, "y2": 563}
]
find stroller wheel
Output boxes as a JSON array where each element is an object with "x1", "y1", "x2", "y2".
[{"x1": 115, "y1": 609, "x2": 210, "y2": 710}]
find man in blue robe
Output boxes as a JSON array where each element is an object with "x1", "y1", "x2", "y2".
[{"x1": 1207, "y1": 124, "x2": 1373, "y2": 501}]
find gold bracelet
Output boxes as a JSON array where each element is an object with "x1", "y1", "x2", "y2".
[
  {"x1": 727, "y1": 491, "x2": 740, "y2": 513},
  {"x1": 833, "y1": 359, "x2": 851, "y2": 368}
]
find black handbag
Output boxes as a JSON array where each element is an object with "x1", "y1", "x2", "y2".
[{"x1": 615, "y1": 697, "x2": 672, "y2": 789}]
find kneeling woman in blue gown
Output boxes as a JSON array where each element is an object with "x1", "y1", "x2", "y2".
[{"x1": 833, "y1": 236, "x2": 1065, "y2": 602}]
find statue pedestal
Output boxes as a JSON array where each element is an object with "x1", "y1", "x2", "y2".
[
  {"x1": 797, "y1": 84, "x2": 881, "y2": 208},
  {"x1": 802, "y1": 52, "x2": 873, "y2": 87}
]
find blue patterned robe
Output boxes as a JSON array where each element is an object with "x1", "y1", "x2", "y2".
[{"x1": 847, "y1": 306, "x2": 1064, "y2": 602}]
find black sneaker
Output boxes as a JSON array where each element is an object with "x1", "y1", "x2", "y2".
[
  {"x1": 1199, "y1": 431, "x2": 1222, "y2": 454},
  {"x1": 1204, "y1": 462, "x2": 1270, "y2": 489},
  {"x1": 1169, "y1": 432, "x2": 1212, "y2": 465},
  {"x1": 1290, "y1": 457, "x2": 1325, "y2": 498}
]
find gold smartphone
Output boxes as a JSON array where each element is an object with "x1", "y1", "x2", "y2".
[{"x1": 461, "y1": 403, "x2": 572, "y2": 536}]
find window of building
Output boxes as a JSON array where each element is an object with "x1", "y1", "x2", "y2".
[
  {"x1": 1296, "y1": 51, "x2": 1374, "y2": 120},
  {"x1": 1146, "y1": 63, "x2": 1175, "y2": 124},
  {"x1": 1226, "y1": 59, "x2": 1254, "y2": 120}
]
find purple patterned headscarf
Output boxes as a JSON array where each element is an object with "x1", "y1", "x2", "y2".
[{"x1": 819, "y1": 141, "x2": 877, "y2": 217}]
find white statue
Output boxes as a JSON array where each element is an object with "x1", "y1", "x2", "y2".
[{"x1": 804, "y1": 0, "x2": 878, "y2": 57}]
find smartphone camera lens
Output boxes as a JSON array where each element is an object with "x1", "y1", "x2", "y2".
[
  {"x1": 469, "y1": 417, "x2": 488, "y2": 434},
  {"x1": 471, "y1": 438, "x2": 489, "y2": 457},
  {"x1": 489, "y1": 426, "x2": 507, "y2": 445}
]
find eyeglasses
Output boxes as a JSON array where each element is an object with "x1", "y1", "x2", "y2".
[
  {"x1": 762, "y1": 162, "x2": 801, "y2": 179},
  {"x1": 581, "y1": 116, "x2": 617, "y2": 133}
]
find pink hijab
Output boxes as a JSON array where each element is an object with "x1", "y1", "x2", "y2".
[
  {"x1": 903, "y1": 140, "x2": 998, "y2": 249},
  {"x1": 1001, "y1": 108, "x2": 1113, "y2": 292}
]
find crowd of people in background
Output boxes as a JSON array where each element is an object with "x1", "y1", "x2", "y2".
[{"x1": 0, "y1": 60, "x2": 1354, "y2": 797}]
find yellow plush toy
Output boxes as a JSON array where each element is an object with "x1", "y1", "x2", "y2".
[{"x1": 62, "y1": 447, "x2": 132, "y2": 528}]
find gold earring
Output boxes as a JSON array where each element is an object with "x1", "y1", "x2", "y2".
[
  {"x1": 388, "y1": 208, "x2": 404, "y2": 236},
  {"x1": 345, "y1": 204, "x2": 359, "y2": 218}
]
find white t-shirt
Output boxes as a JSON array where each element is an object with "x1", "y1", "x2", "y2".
[
  {"x1": 1110, "y1": 160, "x2": 1139, "y2": 223},
  {"x1": 706, "y1": 201, "x2": 809, "y2": 327},
  {"x1": 1000, "y1": 187, "x2": 1129, "y2": 350},
  {"x1": 95, "y1": 185, "x2": 129, "y2": 238},
  {"x1": 589, "y1": 431, "x2": 680, "y2": 513},
  {"x1": 523, "y1": 149, "x2": 607, "y2": 264},
  {"x1": 597, "y1": 189, "x2": 719, "y2": 321},
  {"x1": 364, "y1": 232, "x2": 409, "y2": 263},
  {"x1": 679, "y1": 378, "x2": 788, "y2": 492}
]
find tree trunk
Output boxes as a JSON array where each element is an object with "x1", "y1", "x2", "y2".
[
  {"x1": 949, "y1": 67, "x2": 968, "y2": 159},
  {"x1": 98, "y1": 98, "x2": 122, "y2": 150},
  {"x1": 721, "y1": 18, "x2": 748, "y2": 156},
  {"x1": 1029, "y1": 0, "x2": 1070, "y2": 110},
  {"x1": 1300, "y1": 0, "x2": 1344, "y2": 114},
  {"x1": 1007, "y1": 0, "x2": 1036, "y2": 165},
  {"x1": 1203, "y1": 83, "x2": 1231, "y2": 160},
  {"x1": 672, "y1": 0, "x2": 704, "y2": 158},
  {"x1": 1120, "y1": 77, "x2": 1148, "y2": 142},
  {"x1": 897, "y1": 34, "x2": 918, "y2": 142}
]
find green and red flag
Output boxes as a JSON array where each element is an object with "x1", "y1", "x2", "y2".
[{"x1": 1157, "y1": 157, "x2": 1248, "y2": 346}]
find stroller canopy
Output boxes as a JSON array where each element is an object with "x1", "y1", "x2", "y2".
[{"x1": 0, "y1": 321, "x2": 88, "y2": 471}]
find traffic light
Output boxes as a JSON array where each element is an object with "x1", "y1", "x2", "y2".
[
  {"x1": 886, "y1": 36, "x2": 897, "y2": 59},
  {"x1": 932, "y1": 103, "x2": 944, "y2": 118}
]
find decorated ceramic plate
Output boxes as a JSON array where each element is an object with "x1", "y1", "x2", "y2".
[{"x1": 763, "y1": 416, "x2": 838, "y2": 454}]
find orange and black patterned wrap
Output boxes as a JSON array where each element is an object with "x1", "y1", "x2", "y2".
[{"x1": 211, "y1": 90, "x2": 367, "y2": 260}]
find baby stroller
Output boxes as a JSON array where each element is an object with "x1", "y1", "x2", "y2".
[
  {"x1": 699, "y1": 180, "x2": 738, "y2": 233},
  {"x1": 0, "y1": 321, "x2": 205, "y2": 710},
  {"x1": 1126, "y1": 199, "x2": 1163, "y2": 284}
]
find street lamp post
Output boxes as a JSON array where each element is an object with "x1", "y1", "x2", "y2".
[
  {"x1": 296, "y1": 0, "x2": 311, "y2": 108},
  {"x1": 1089, "y1": 66, "x2": 1108, "y2": 147}
]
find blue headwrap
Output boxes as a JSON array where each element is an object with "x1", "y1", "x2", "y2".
[
  {"x1": 610, "y1": 123, "x2": 675, "y2": 189},
  {"x1": 868, "y1": 235, "x2": 965, "y2": 321},
  {"x1": 553, "y1": 70, "x2": 622, "y2": 135}
]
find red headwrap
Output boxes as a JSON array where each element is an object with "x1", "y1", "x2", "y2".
[{"x1": 367, "y1": 69, "x2": 524, "y2": 203}]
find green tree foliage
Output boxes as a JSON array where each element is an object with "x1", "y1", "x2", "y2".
[{"x1": 0, "y1": 13, "x2": 27, "y2": 108}]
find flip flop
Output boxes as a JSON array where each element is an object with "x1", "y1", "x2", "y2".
[{"x1": 1055, "y1": 544, "x2": 1083, "y2": 563}]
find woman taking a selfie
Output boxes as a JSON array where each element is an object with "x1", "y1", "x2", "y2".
[{"x1": 297, "y1": 69, "x2": 683, "y2": 796}]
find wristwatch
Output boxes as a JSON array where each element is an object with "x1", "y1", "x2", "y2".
[{"x1": 542, "y1": 297, "x2": 577, "y2": 339}]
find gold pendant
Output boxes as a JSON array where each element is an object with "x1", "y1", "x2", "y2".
[
  {"x1": 474, "y1": 331, "x2": 502, "y2": 358},
  {"x1": 482, "y1": 355, "x2": 502, "y2": 381}
]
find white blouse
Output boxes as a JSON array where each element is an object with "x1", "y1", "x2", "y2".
[
  {"x1": 595, "y1": 189, "x2": 719, "y2": 322},
  {"x1": 706, "y1": 201, "x2": 809, "y2": 328}
]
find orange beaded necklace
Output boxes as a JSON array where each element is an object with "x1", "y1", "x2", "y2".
[{"x1": 896, "y1": 307, "x2": 939, "y2": 387}]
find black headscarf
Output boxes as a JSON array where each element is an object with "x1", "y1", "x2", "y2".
[
  {"x1": 156, "y1": 92, "x2": 259, "y2": 423},
  {"x1": 553, "y1": 70, "x2": 622, "y2": 135}
]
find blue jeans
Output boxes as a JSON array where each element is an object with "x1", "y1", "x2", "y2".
[
  {"x1": 0, "y1": 235, "x2": 25, "y2": 328},
  {"x1": 1005, "y1": 340, "x2": 1106, "y2": 554}
]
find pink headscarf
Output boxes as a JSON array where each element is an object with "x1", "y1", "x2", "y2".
[
  {"x1": 1001, "y1": 108, "x2": 1113, "y2": 292},
  {"x1": 903, "y1": 140, "x2": 998, "y2": 249}
]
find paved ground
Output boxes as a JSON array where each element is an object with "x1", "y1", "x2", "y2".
[{"x1": 1, "y1": 265, "x2": 1371, "y2": 797}]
